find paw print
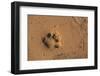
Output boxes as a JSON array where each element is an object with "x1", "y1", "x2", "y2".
[{"x1": 42, "y1": 31, "x2": 62, "y2": 49}]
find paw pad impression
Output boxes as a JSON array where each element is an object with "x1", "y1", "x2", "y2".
[{"x1": 42, "y1": 31, "x2": 62, "y2": 49}]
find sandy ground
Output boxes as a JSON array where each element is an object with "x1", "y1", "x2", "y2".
[{"x1": 28, "y1": 15, "x2": 88, "y2": 61}]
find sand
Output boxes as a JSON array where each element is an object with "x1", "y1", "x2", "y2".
[{"x1": 28, "y1": 15, "x2": 88, "y2": 61}]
